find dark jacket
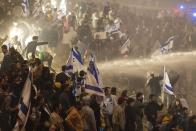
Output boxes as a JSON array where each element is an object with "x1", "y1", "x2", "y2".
[
  {"x1": 125, "y1": 105, "x2": 137, "y2": 131},
  {"x1": 144, "y1": 101, "x2": 163, "y2": 125},
  {"x1": 188, "y1": 116, "x2": 196, "y2": 131},
  {"x1": 90, "y1": 98, "x2": 101, "y2": 131},
  {"x1": 55, "y1": 72, "x2": 68, "y2": 85},
  {"x1": 1, "y1": 53, "x2": 13, "y2": 73},
  {"x1": 147, "y1": 76, "x2": 163, "y2": 95},
  {"x1": 134, "y1": 100, "x2": 146, "y2": 118},
  {"x1": 10, "y1": 50, "x2": 24, "y2": 64}
]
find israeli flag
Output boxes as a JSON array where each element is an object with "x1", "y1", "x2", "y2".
[
  {"x1": 105, "y1": 22, "x2": 120, "y2": 35},
  {"x1": 163, "y1": 69, "x2": 174, "y2": 95},
  {"x1": 17, "y1": 77, "x2": 31, "y2": 129},
  {"x1": 161, "y1": 36, "x2": 175, "y2": 54},
  {"x1": 66, "y1": 47, "x2": 83, "y2": 73},
  {"x1": 85, "y1": 55, "x2": 104, "y2": 96},
  {"x1": 152, "y1": 36, "x2": 175, "y2": 56}
]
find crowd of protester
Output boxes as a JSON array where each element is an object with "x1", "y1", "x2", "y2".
[
  {"x1": 1, "y1": 0, "x2": 196, "y2": 61},
  {"x1": 0, "y1": 1, "x2": 196, "y2": 131},
  {"x1": 0, "y1": 43, "x2": 196, "y2": 130}
]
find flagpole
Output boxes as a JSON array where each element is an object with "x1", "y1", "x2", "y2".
[
  {"x1": 21, "y1": 102, "x2": 31, "y2": 131},
  {"x1": 22, "y1": 69, "x2": 33, "y2": 130},
  {"x1": 161, "y1": 66, "x2": 166, "y2": 103}
]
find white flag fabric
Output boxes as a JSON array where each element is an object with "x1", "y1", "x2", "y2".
[
  {"x1": 163, "y1": 70, "x2": 174, "y2": 95},
  {"x1": 65, "y1": 47, "x2": 84, "y2": 73},
  {"x1": 120, "y1": 38, "x2": 131, "y2": 55},
  {"x1": 152, "y1": 36, "x2": 175, "y2": 56},
  {"x1": 105, "y1": 21, "x2": 120, "y2": 35},
  {"x1": 85, "y1": 56, "x2": 104, "y2": 96},
  {"x1": 32, "y1": 0, "x2": 42, "y2": 17},
  {"x1": 161, "y1": 36, "x2": 175, "y2": 54},
  {"x1": 18, "y1": 77, "x2": 31, "y2": 128}
]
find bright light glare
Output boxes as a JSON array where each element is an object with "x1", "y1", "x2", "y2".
[
  {"x1": 9, "y1": 27, "x2": 22, "y2": 38},
  {"x1": 180, "y1": 5, "x2": 184, "y2": 9},
  {"x1": 51, "y1": 0, "x2": 57, "y2": 8},
  {"x1": 193, "y1": 12, "x2": 196, "y2": 17},
  {"x1": 60, "y1": 0, "x2": 67, "y2": 14},
  {"x1": 13, "y1": 22, "x2": 18, "y2": 26},
  {"x1": 42, "y1": 6, "x2": 46, "y2": 13}
]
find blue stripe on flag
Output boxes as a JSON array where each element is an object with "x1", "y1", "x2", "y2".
[
  {"x1": 22, "y1": 0, "x2": 29, "y2": 10},
  {"x1": 20, "y1": 100, "x2": 28, "y2": 115},
  {"x1": 72, "y1": 48, "x2": 83, "y2": 64},
  {"x1": 23, "y1": 0, "x2": 28, "y2": 4},
  {"x1": 165, "y1": 84, "x2": 173, "y2": 92},
  {"x1": 161, "y1": 36, "x2": 175, "y2": 48},
  {"x1": 85, "y1": 84, "x2": 104, "y2": 93},
  {"x1": 72, "y1": 74, "x2": 77, "y2": 96},
  {"x1": 88, "y1": 61, "x2": 99, "y2": 84}
]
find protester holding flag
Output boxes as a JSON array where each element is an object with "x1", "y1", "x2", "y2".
[{"x1": 147, "y1": 73, "x2": 163, "y2": 97}]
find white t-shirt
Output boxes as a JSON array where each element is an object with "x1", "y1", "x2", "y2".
[{"x1": 103, "y1": 95, "x2": 117, "y2": 115}]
